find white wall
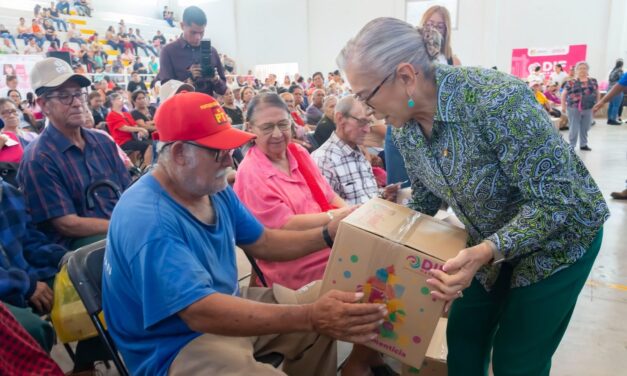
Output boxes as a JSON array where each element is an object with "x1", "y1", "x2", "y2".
[
  {"x1": 307, "y1": 0, "x2": 405, "y2": 74},
  {"x1": 453, "y1": 0, "x2": 621, "y2": 79},
  {"x1": 235, "y1": 0, "x2": 309, "y2": 74},
  {"x1": 167, "y1": 0, "x2": 627, "y2": 79},
  {"x1": 91, "y1": 0, "x2": 172, "y2": 19}
]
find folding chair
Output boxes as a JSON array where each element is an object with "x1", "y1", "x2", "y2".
[
  {"x1": 66, "y1": 240, "x2": 129, "y2": 376},
  {"x1": 68, "y1": 240, "x2": 284, "y2": 372}
]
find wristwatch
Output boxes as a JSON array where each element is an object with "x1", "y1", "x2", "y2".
[{"x1": 322, "y1": 225, "x2": 334, "y2": 248}]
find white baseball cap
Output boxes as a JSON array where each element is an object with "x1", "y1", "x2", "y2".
[
  {"x1": 30, "y1": 57, "x2": 91, "y2": 94},
  {"x1": 159, "y1": 79, "x2": 194, "y2": 103}
]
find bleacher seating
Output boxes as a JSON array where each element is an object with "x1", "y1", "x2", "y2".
[{"x1": 0, "y1": 0, "x2": 180, "y2": 64}]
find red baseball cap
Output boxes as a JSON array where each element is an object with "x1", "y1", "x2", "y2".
[{"x1": 154, "y1": 92, "x2": 255, "y2": 149}]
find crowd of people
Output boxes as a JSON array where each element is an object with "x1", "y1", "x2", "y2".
[{"x1": 0, "y1": 3, "x2": 623, "y2": 376}]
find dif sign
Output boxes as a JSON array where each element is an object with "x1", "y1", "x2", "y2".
[{"x1": 511, "y1": 44, "x2": 587, "y2": 81}]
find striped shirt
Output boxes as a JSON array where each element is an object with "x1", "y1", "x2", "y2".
[
  {"x1": 17, "y1": 124, "x2": 131, "y2": 246},
  {"x1": 312, "y1": 132, "x2": 378, "y2": 205}
]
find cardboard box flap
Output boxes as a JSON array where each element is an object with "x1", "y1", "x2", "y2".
[
  {"x1": 425, "y1": 318, "x2": 448, "y2": 362},
  {"x1": 343, "y1": 198, "x2": 467, "y2": 261}
]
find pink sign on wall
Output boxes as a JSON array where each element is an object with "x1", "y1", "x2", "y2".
[{"x1": 511, "y1": 44, "x2": 587, "y2": 80}]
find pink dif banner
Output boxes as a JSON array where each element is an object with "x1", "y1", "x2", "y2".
[{"x1": 511, "y1": 44, "x2": 587, "y2": 81}]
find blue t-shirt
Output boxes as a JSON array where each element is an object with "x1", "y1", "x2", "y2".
[
  {"x1": 619, "y1": 72, "x2": 627, "y2": 86},
  {"x1": 102, "y1": 174, "x2": 264, "y2": 376}
]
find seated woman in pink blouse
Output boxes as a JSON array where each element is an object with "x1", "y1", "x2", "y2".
[{"x1": 234, "y1": 93, "x2": 351, "y2": 290}]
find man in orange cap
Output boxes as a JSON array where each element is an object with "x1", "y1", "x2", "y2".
[{"x1": 102, "y1": 92, "x2": 387, "y2": 376}]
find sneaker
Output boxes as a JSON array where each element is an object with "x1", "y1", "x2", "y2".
[
  {"x1": 611, "y1": 189, "x2": 627, "y2": 200},
  {"x1": 607, "y1": 120, "x2": 622, "y2": 125},
  {"x1": 580, "y1": 146, "x2": 592, "y2": 151}
]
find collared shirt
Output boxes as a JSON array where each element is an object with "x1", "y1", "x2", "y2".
[
  {"x1": 0, "y1": 302, "x2": 64, "y2": 375},
  {"x1": 17, "y1": 125, "x2": 131, "y2": 246},
  {"x1": 393, "y1": 65, "x2": 609, "y2": 290},
  {"x1": 234, "y1": 144, "x2": 335, "y2": 290},
  {"x1": 312, "y1": 132, "x2": 378, "y2": 205},
  {"x1": 157, "y1": 37, "x2": 227, "y2": 96},
  {"x1": 0, "y1": 181, "x2": 66, "y2": 308}
]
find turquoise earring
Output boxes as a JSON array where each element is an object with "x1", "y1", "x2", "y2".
[{"x1": 408, "y1": 98, "x2": 415, "y2": 108}]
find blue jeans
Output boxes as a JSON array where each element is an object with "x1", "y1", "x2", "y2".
[
  {"x1": 608, "y1": 90, "x2": 624, "y2": 122},
  {"x1": 69, "y1": 37, "x2": 85, "y2": 45},
  {"x1": 56, "y1": 2, "x2": 70, "y2": 14},
  {"x1": 384, "y1": 125, "x2": 410, "y2": 188},
  {"x1": 51, "y1": 17, "x2": 68, "y2": 32},
  {"x1": 0, "y1": 33, "x2": 17, "y2": 48}
]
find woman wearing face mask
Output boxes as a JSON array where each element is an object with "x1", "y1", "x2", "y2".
[{"x1": 338, "y1": 17, "x2": 608, "y2": 376}]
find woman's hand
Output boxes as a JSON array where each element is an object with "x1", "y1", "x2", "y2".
[
  {"x1": 426, "y1": 242, "x2": 494, "y2": 311},
  {"x1": 0, "y1": 134, "x2": 9, "y2": 148}
]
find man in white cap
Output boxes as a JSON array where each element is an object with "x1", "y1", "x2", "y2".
[
  {"x1": 158, "y1": 79, "x2": 194, "y2": 103},
  {"x1": 17, "y1": 58, "x2": 131, "y2": 251}
]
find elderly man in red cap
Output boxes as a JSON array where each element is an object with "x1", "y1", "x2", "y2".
[{"x1": 102, "y1": 91, "x2": 387, "y2": 376}]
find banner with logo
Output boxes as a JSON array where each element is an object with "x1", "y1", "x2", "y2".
[
  {"x1": 510, "y1": 44, "x2": 587, "y2": 81},
  {"x1": 0, "y1": 54, "x2": 45, "y2": 97}
]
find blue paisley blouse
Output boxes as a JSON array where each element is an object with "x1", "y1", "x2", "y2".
[{"x1": 392, "y1": 65, "x2": 609, "y2": 290}]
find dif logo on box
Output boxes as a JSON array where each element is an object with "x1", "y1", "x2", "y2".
[{"x1": 405, "y1": 255, "x2": 443, "y2": 275}]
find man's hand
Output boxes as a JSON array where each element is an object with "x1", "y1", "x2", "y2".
[
  {"x1": 29, "y1": 282, "x2": 54, "y2": 313},
  {"x1": 309, "y1": 290, "x2": 386, "y2": 344},
  {"x1": 381, "y1": 183, "x2": 401, "y2": 202},
  {"x1": 137, "y1": 128, "x2": 149, "y2": 138},
  {"x1": 327, "y1": 206, "x2": 359, "y2": 238},
  {"x1": 592, "y1": 101, "x2": 605, "y2": 114},
  {"x1": 189, "y1": 64, "x2": 202, "y2": 80}
]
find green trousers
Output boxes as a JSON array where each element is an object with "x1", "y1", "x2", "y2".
[
  {"x1": 447, "y1": 229, "x2": 603, "y2": 376},
  {"x1": 5, "y1": 303, "x2": 56, "y2": 353}
]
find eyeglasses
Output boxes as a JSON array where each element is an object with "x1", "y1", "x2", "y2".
[
  {"x1": 183, "y1": 141, "x2": 234, "y2": 163},
  {"x1": 356, "y1": 71, "x2": 395, "y2": 111},
  {"x1": 424, "y1": 21, "x2": 447, "y2": 34},
  {"x1": 347, "y1": 115, "x2": 373, "y2": 128},
  {"x1": 0, "y1": 109, "x2": 18, "y2": 116},
  {"x1": 45, "y1": 91, "x2": 88, "y2": 105},
  {"x1": 254, "y1": 120, "x2": 292, "y2": 135}
]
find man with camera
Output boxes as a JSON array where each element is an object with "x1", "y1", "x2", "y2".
[{"x1": 157, "y1": 6, "x2": 227, "y2": 97}]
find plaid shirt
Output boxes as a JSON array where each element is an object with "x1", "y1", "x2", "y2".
[
  {"x1": 17, "y1": 125, "x2": 131, "y2": 246},
  {"x1": 0, "y1": 302, "x2": 64, "y2": 375},
  {"x1": 0, "y1": 180, "x2": 66, "y2": 308},
  {"x1": 312, "y1": 132, "x2": 378, "y2": 205}
]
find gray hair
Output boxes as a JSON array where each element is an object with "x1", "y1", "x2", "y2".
[
  {"x1": 245, "y1": 92, "x2": 289, "y2": 123},
  {"x1": 337, "y1": 17, "x2": 438, "y2": 80},
  {"x1": 322, "y1": 95, "x2": 337, "y2": 110},
  {"x1": 334, "y1": 95, "x2": 357, "y2": 117},
  {"x1": 574, "y1": 61, "x2": 590, "y2": 71}
]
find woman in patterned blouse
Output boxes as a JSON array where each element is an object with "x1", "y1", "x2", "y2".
[
  {"x1": 338, "y1": 17, "x2": 609, "y2": 376},
  {"x1": 560, "y1": 61, "x2": 600, "y2": 151}
]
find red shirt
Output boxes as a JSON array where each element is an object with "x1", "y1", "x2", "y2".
[
  {"x1": 0, "y1": 132, "x2": 24, "y2": 163},
  {"x1": 0, "y1": 303, "x2": 64, "y2": 375},
  {"x1": 291, "y1": 111, "x2": 305, "y2": 127},
  {"x1": 106, "y1": 111, "x2": 137, "y2": 145}
]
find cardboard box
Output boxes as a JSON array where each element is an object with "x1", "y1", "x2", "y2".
[
  {"x1": 401, "y1": 318, "x2": 448, "y2": 376},
  {"x1": 320, "y1": 198, "x2": 467, "y2": 369}
]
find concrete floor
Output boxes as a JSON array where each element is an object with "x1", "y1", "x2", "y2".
[{"x1": 51, "y1": 119, "x2": 627, "y2": 375}]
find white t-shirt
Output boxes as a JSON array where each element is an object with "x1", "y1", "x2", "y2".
[{"x1": 549, "y1": 71, "x2": 568, "y2": 87}]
